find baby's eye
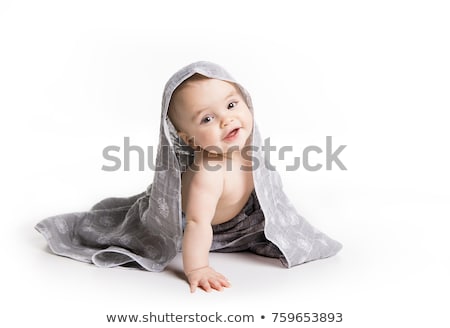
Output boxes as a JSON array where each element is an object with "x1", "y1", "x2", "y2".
[
  {"x1": 227, "y1": 101, "x2": 238, "y2": 110},
  {"x1": 201, "y1": 115, "x2": 214, "y2": 124}
]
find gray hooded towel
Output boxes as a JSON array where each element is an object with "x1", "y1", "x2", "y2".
[{"x1": 35, "y1": 61, "x2": 342, "y2": 272}]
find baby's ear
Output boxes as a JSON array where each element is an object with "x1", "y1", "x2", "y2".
[{"x1": 178, "y1": 132, "x2": 196, "y2": 148}]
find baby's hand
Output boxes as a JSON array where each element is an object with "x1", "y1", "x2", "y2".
[{"x1": 185, "y1": 266, "x2": 231, "y2": 293}]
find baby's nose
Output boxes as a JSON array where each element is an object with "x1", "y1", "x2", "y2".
[{"x1": 220, "y1": 117, "x2": 234, "y2": 128}]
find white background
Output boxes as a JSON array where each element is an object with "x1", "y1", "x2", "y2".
[{"x1": 1, "y1": 1, "x2": 449, "y2": 327}]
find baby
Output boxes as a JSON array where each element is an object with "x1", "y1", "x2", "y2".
[
  {"x1": 168, "y1": 74, "x2": 255, "y2": 292},
  {"x1": 35, "y1": 61, "x2": 342, "y2": 295}
]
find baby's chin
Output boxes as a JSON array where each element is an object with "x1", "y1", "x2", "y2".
[
  {"x1": 198, "y1": 135, "x2": 252, "y2": 156},
  {"x1": 200, "y1": 144, "x2": 248, "y2": 158}
]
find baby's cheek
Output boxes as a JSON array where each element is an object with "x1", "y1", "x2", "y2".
[{"x1": 199, "y1": 131, "x2": 214, "y2": 143}]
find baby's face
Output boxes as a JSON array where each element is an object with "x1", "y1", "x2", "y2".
[{"x1": 170, "y1": 78, "x2": 253, "y2": 155}]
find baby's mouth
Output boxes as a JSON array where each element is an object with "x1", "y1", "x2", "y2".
[{"x1": 224, "y1": 128, "x2": 240, "y2": 140}]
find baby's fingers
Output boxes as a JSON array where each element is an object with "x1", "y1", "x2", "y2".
[
  {"x1": 209, "y1": 278, "x2": 224, "y2": 291},
  {"x1": 189, "y1": 281, "x2": 197, "y2": 293},
  {"x1": 219, "y1": 277, "x2": 231, "y2": 288},
  {"x1": 198, "y1": 278, "x2": 213, "y2": 293},
  {"x1": 210, "y1": 277, "x2": 231, "y2": 291},
  {"x1": 189, "y1": 277, "x2": 202, "y2": 293}
]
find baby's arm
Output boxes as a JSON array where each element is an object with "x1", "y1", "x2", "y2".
[{"x1": 182, "y1": 168, "x2": 231, "y2": 293}]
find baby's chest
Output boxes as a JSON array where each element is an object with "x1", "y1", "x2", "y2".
[{"x1": 222, "y1": 168, "x2": 254, "y2": 199}]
